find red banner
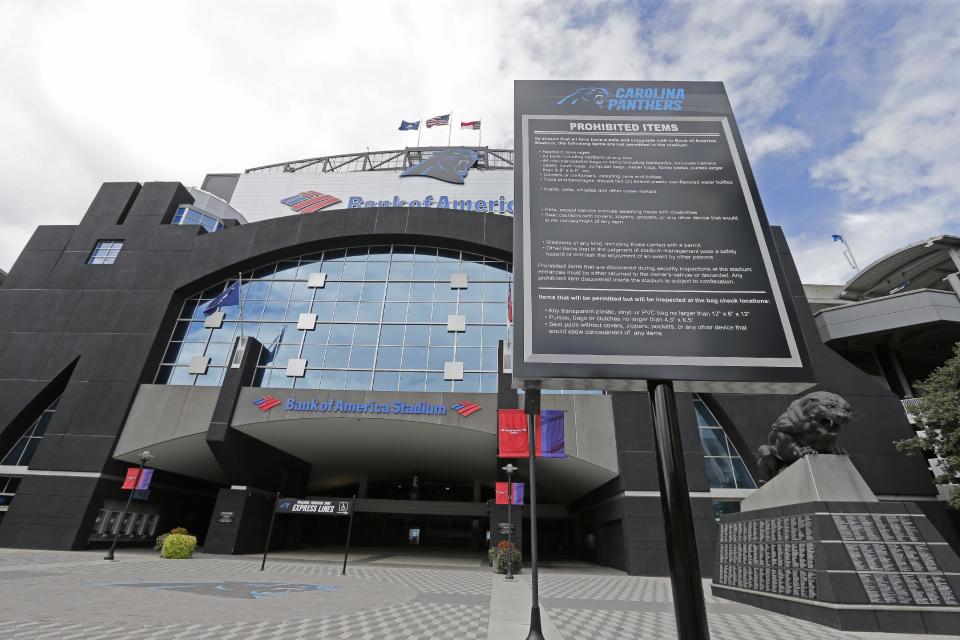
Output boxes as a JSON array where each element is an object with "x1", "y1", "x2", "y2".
[
  {"x1": 495, "y1": 481, "x2": 510, "y2": 504},
  {"x1": 122, "y1": 468, "x2": 141, "y2": 490},
  {"x1": 497, "y1": 409, "x2": 529, "y2": 457}
]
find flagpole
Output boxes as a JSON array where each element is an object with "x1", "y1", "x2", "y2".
[
  {"x1": 479, "y1": 119, "x2": 482, "y2": 147},
  {"x1": 448, "y1": 111, "x2": 453, "y2": 146},
  {"x1": 237, "y1": 272, "x2": 244, "y2": 339},
  {"x1": 417, "y1": 121, "x2": 422, "y2": 147}
]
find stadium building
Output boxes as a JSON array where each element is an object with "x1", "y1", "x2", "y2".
[{"x1": 0, "y1": 146, "x2": 956, "y2": 575}]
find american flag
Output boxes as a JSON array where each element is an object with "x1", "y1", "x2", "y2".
[
  {"x1": 280, "y1": 191, "x2": 341, "y2": 213},
  {"x1": 426, "y1": 114, "x2": 450, "y2": 128},
  {"x1": 461, "y1": 120, "x2": 481, "y2": 130}
]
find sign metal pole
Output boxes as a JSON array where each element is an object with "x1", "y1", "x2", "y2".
[
  {"x1": 524, "y1": 388, "x2": 545, "y2": 640},
  {"x1": 104, "y1": 451, "x2": 152, "y2": 561},
  {"x1": 649, "y1": 380, "x2": 710, "y2": 640},
  {"x1": 260, "y1": 490, "x2": 280, "y2": 572},
  {"x1": 341, "y1": 496, "x2": 357, "y2": 576}
]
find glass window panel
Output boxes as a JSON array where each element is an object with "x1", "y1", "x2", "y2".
[
  {"x1": 333, "y1": 302, "x2": 359, "y2": 322},
  {"x1": 321, "y1": 260, "x2": 344, "y2": 280},
  {"x1": 284, "y1": 301, "x2": 311, "y2": 321},
  {"x1": 360, "y1": 282, "x2": 385, "y2": 302},
  {"x1": 694, "y1": 401, "x2": 719, "y2": 427},
  {"x1": 241, "y1": 300, "x2": 266, "y2": 321},
  {"x1": 481, "y1": 325, "x2": 507, "y2": 347},
  {"x1": 271, "y1": 371, "x2": 296, "y2": 389},
  {"x1": 244, "y1": 281, "x2": 271, "y2": 300},
  {"x1": 453, "y1": 373, "x2": 481, "y2": 393},
  {"x1": 404, "y1": 325, "x2": 430, "y2": 345},
  {"x1": 732, "y1": 458, "x2": 756, "y2": 489},
  {"x1": 320, "y1": 369, "x2": 347, "y2": 390},
  {"x1": 275, "y1": 344, "x2": 301, "y2": 363},
  {"x1": 389, "y1": 261, "x2": 414, "y2": 279},
  {"x1": 290, "y1": 282, "x2": 314, "y2": 301},
  {"x1": 1, "y1": 439, "x2": 27, "y2": 466},
  {"x1": 252, "y1": 264, "x2": 275, "y2": 280},
  {"x1": 325, "y1": 249, "x2": 346, "y2": 260},
  {"x1": 304, "y1": 323, "x2": 332, "y2": 345},
  {"x1": 429, "y1": 325, "x2": 455, "y2": 346},
  {"x1": 408, "y1": 283, "x2": 434, "y2": 301},
  {"x1": 414, "y1": 247, "x2": 437, "y2": 260},
  {"x1": 295, "y1": 369, "x2": 323, "y2": 389},
  {"x1": 425, "y1": 372, "x2": 451, "y2": 392},
  {"x1": 295, "y1": 259, "x2": 322, "y2": 280},
  {"x1": 175, "y1": 342, "x2": 207, "y2": 365},
  {"x1": 462, "y1": 254, "x2": 484, "y2": 276},
  {"x1": 345, "y1": 247, "x2": 368, "y2": 261},
  {"x1": 300, "y1": 344, "x2": 327, "y2": 365},
  {"x1": 183, "y1": 322, "x2": 209, "y2": 342},
  {"x1": 256, "y1": 323, "x2": 284, "y2": 345},
  {"x1": 368, "y1": 246, "x2": 391, "y2": 261},
  {"x1": 195, "y1": 367, "x2": 225, "y2": 386},
  {"x1": 314, "y1": 281, "x2": 340, "y2": 302},
  {"x1": 329, "y1": 324, "x2": 355, "y2": 344},
  {"x1": 428, "y1": 347, "x2": 454, "y2": 369},
  {"x1": 399, "y1": 371, "x2": 426, "y2": 392},
  {"x1": 431, "y1": 302, "x2": 457, "y2": 323},
  {"x1": 704, "y1": 457, "x2": 736, "y2": 488},
  {"x1": 437, "y1": 248, "x2": 459, "y2": 262},
  {"x1": 435, "y1": 260, "x2": 459, "y2": 280},
  {"x1": 699, "y1": 428, "x2": 729, "y2": 457},
  {"x1": 155, "y1": 366, "x2": 173, "y2": 384},
  {"x1": 460, "y1": 284, "x2": 483, "y2": 302},
  {"x1": 267, "y1": 281, "x2": 294, "y2": 300},
  {"x1": 349, "y1": 346, "x2": 376, "y2": 369},
  {"x1": 163, "y1": 342, "x2": 183, "y2": 363},
  {"x1": 411, "y1": 261, "x2": 437, "y2": 281},
  {"x1": 261, "y1": 302, "x2": 288, "y2": 321},
  {"x1": 484, "y1": 262, "x2": 511, "y2": 279},
  {"x1": 323, "y1": 346, "x2": 350, "y2": 368},
  {"x1": 362, "y1": 261, "x2": 389, "y2": 281},
  {"x1": 167, "y1": 366, "x2": 195, "y2": 385},
  {"x1": 377, "y1": 347, "x2": 402, "y2": 368},
  {"x1": 386, "y1": 282, "x2": 411, "y2": 301},
  {"x1": 483, "y1": 282, "x2": 508, "y2": 302},
  {"x1": 433, "y1": 283, "x2": 457, "y2": 302},
  {"x1": 480, "y1": 348, "x2": 499, "y2": 371},
  {"x1": 406, "y1": 304, "x2": 431, "y2": 323},
  {"x1": 357, "y1": 302, "x2": 383, "y2": 322},
  {"x1": 204, "y1": 342, "x2": 232, "y2": 366},
  {"x1": 382, "y1": 303, "x2": 406, "y2": 322},
  {"x1": 346, "y1": 370, "x2": 373, "y2": 390},
  {"x1": 392, "y1": 246, "x2": 415, "y2": 261},
  {"x1": 457, "y1": 347, "x2": 482, "y2": 370},
  {"x1": 480, "y1": 373, "x2": 498, "y2": 393},
  {"x1": 483, "y1": 303, "x2": 507, "y2": 325},
  {"x1": 180, "y1": 300, "x2": 200, "y2": 320},
  {"x1": 459, "y1": 303, "x2": 483, "y2": 323},
  {"x1": 457, "y1": 325, "x2": 482, "y2": 347},
  {"x1": 19, "y1": 439, "x2": 40, "y2": 465},
  {"x1": 337, "y1": 283, "x2": 363, "y2": 301},
  {"x1": 353, "y1": 324, "x2": 379, "y2": 345},
  {"x1": 401, "y1": 347, "x2": 428, "y2": 369},
  {"x1": 373, "y1": 371, "x2": 399, "y2": 391},
  {"x1": 380, "y1": 325, "x2": 405, "y2": 345},
  {"x1": 312, "y1": 302, "x2": 335, "y2": 321},
  {"x1": 341, "y1": 262, "x2": 366, "y2": 280},
  {"x1": 170, "y1": 320, "x2": 190, "y2": 341},
  {"x1": 274, "y1": 262, "x2": 300, "y2": 279}
]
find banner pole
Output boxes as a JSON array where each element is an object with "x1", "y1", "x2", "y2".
[
  {"x1": 524, "y1": 387, "x2": 545, "y2": 640},
  {"x1": 649, "y1": 380, "x2": 711, "y2": 640},
  {"x1": 260, "y1": 490, "x2": 279, "y2": 572},
  {"x1": 341, "y1": 496, "x2": 357, "y2": 576}
]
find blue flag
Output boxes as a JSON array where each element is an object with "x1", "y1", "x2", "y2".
[
  {"x1": 399, "y1": 120, "x2": 420, "y2": 131},
  {"x1": 831, "y1": 234, "x2": 844, "y2": 243},
  {"x1": 202, "y1": 281, "x2": 240, "y2": 316},
  {"x1": 263, "y1": 324, "x2": 286, "y2": 363}
]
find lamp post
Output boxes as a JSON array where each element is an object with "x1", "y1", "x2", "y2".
[
  {"x1": 502, "y1": 463, "x2": 518, "y2": 580},
  {"x1": 104, "y1": 450, "x2": 153, "y2": 561}
]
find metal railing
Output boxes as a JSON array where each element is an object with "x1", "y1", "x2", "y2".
[
  {"x1": 901, "y1": 397, "x2": 925, "y2": 423},
  {"x1": 245, "y1": 147, "x2": 514, "y2": 175}
]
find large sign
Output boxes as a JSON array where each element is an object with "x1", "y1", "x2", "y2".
[
  {"x1": 251, "y1": 395, "x2": 480, "y2": 416},
  {"x1": 276, "y1": 497, "x2": 353, "y2": 516},
  {"x1": 513, "y1": 81, "x2": 812, "y2": 393}
]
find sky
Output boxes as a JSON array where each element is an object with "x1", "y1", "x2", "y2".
[{"x1": 0, "y1": 0, "x2": 958, "y2": 284}]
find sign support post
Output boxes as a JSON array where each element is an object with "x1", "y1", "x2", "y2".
[
  {"x1": 649, "y1": 380, "x2": 710, "y2": 640},
  {"x1": 260, "y1": 490, "x2": 280, "y2": 572},
  {"x1": 524, "y1": 388, "x2": 545, "y2": 640},
  {"x1": 341, "y1": 496, "x2": 357, "y2": 576}
]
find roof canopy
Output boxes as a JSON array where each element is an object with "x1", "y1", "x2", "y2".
[{"x1": 842, "y1": 235, "x2": 960, "y2": 300}]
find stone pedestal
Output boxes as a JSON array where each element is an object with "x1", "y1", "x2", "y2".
[{"x1": 712, "y1": 456, "x2": 960, "y2": 634}]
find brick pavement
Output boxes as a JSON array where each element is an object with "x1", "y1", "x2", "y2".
[{"x1": 0, "y1": 548, "x2": 957, "y2": 639}]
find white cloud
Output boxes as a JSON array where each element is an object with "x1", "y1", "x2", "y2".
[
  {"x1": 745, "y1": 126, "x2": 812, "y2": 162},
  {"x1": 0, "y1": 0, "x2": 838, "y2": 270}
]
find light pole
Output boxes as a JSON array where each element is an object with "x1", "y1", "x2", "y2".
[
  {"x1": 104, "y1": 450, "x2": 153, "y2": 561},
  {"x1": 502, "y1": 463, "x2": 518, "y2": 580}
]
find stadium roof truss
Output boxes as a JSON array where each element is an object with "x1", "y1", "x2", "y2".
[{"x1": 245, "y1": 147, "x2": 514, "y2": 175}]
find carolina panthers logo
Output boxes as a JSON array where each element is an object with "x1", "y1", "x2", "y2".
[
  {"x1": 101, "y1": 581, "x2": 337, "y2": 600},
  {"x1": 558, "y1": 87, "x2": 609, "y2": 108},
  {"x1": 400, "y1": 149, "x2": 478, "y2": 184}
]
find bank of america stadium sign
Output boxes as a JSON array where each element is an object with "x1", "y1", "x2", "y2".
[
  {"x1": 252, "y1": 396, "x2": 481, "y2": 416},
  {"x1": 282, "y1": 193, "x2": 514, "y2": 215}
]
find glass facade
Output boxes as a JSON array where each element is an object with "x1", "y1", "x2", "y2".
[
  {"x1": 694, "y1": 395, "x2": 757, "y2": 490},
  {"x1": 0, "y1": 396, "x2": 60, "y2": 467},
  {"x1": 87, "y1": 240, "x2": 123, "y2": 264},
  {"x1": 172, "y1": 206, "x2": 224, "y2": 233},
  {"x1": 156, "y1": 245, "x2": 511, "y2": 393}
]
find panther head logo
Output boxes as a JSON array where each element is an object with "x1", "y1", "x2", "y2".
[
  {"x1": 558, "y1": 87, "x2": 609, "y2": 108},
  {"x1": 400, "y1": 149, "x2": 479, "y2": 184}
]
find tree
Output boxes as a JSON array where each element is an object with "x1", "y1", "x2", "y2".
[{"x1": 896, "y1": 342, "x2": 960, "y2": 510}]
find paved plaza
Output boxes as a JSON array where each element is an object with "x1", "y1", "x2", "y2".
[{"x1": 0, "y1": 548, "x2": 957, "y2": 640}]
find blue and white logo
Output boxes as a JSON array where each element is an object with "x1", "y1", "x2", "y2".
[
  {"x1": 400, "y1": 149, "x2": 479, "y2": 184},
  {"x1": 557, "y1": 87, "x2": 610, "y2": 107}
]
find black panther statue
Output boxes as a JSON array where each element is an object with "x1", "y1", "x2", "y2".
[{"x1": 756, "y1": 391, "x2": 852, "y2": 483}]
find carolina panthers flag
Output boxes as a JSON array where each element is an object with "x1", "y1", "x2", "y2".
[
  {"x1": 399, "y1": 120, "x2": 420, "y2": 131},
  {"x1": 202, "y1": 281, "x2": 240, "y2": 316}
]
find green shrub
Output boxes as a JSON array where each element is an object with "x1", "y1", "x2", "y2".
[
  {"x1": 170, "y1": 527, "x2": 189, "y2": 535},
  {"x1": 154, "y1": 532, "x2": 170, "y2": 552},
  {"x1": 161, "y1": 533, "x2": 197, "y2": 559},
  {"x1": 493, "y1": 543, "x2": 521, "y2": 574}
]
